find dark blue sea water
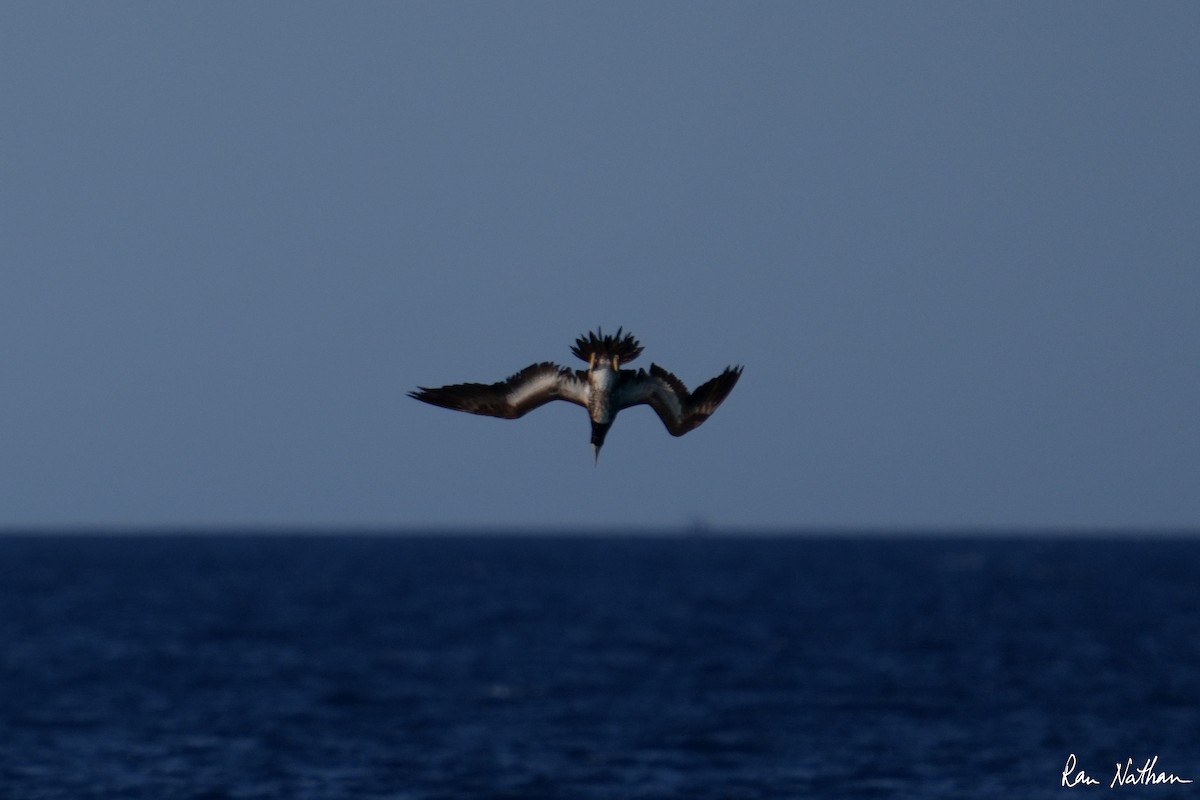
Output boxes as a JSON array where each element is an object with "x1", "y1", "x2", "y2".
[{"x1": 0, "y1": 533, "x2": 1197, "y2": 799}]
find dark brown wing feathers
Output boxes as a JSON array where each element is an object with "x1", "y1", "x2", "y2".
[
  {"x1": 621, "y1": 363, "x2": 743, "y2": 436},
  {"x1": 408, "y1": 362, "x2": 585, "y2": 419}
]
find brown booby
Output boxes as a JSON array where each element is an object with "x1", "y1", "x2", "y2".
[{"x1": 409, "y1": 328, "x2": 743, "y2": 461}]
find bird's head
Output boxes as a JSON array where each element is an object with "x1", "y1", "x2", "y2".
[{"x1": 590, "y1": 421, "x2": 611, "y2": 464}]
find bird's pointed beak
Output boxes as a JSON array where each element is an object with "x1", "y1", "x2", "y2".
[{"x1": 590, "y1": 421, "x2": 610, "y2": 465}]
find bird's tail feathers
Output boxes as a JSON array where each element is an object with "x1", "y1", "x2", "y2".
[{"x1": 570, "y1": 327, "x2": 644, "y2": 365}]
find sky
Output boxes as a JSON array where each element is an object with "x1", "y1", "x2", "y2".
[{"x1": 2, "y1": 2, "x2": 1198, "y2": 531}]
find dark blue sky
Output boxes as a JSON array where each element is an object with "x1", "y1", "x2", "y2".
[{"x1": 3, "y1": 3, "x2": 1198, "y2": 529}]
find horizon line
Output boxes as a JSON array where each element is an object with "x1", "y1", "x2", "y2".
[{"x1": 1, "y1": 523, "x2": 1198, "y2": 539}]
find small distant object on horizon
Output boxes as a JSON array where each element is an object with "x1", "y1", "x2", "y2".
[{"x1": 410, "y1": 328, "x2": 743, "y2": 462}]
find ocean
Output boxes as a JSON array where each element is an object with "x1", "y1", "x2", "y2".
[{"x1": 0, "y1": 533, "x2": 1196, "y2": 799}]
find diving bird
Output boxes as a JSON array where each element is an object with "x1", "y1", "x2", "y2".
[{"x1": 409, "y1": 328, "x2": 743, "y2": 461}]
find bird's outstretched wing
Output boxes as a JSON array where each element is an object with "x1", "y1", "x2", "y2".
[
  {"x1": 409, "y1": 362, "x2": 588, "y2": 419},
  {"x1": 615, "y1": 363, "x2": 743, "y2": 436}
]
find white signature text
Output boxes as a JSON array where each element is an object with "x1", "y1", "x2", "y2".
[{"x1": 1062, "y1": 754, "x2": 1193, "y2": 789}]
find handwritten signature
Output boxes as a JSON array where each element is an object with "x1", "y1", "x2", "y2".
[{"x1": 1062, "y1": 754, "x2": 1193, "y2": 788}]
